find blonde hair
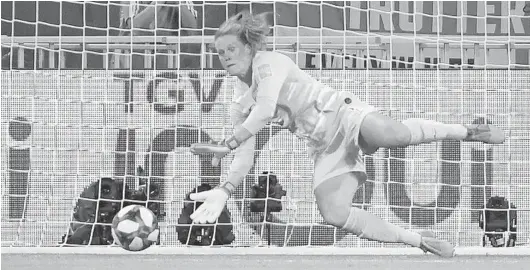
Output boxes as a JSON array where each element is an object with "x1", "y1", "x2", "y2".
[{"x1": 215, "y1": 10, "x2": 271, "y2": 53}]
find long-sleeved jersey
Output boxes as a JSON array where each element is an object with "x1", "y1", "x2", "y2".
[{"x1": 226, "y1": 51, "x2": 360, "y2": 186}]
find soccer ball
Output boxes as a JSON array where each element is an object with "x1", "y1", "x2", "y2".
[{"x1": 111, "y1": 205, "x2": 159, "y2": 251}]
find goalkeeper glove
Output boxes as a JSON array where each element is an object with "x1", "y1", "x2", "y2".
[
  {"x1": 190, "y1": 140, "x2": 231, "y2": 167},
  {"x1": 189, "y1": 187, "x2": 230, "y2": 224}
]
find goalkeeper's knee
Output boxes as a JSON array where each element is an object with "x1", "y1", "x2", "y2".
[{"x1": 320, "y1": 207, "x2": 350, "y2": 228}]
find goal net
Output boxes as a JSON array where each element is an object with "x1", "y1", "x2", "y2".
[{"x1": 2, "y1": 1, "x2": 530, "y2": 249}]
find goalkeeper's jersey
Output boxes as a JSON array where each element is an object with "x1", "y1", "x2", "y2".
[{"x1": 231, "y1": 51, "x2": 356, "y2": 154}]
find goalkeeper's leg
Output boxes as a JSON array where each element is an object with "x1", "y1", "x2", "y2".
[
  {"x1": 358, "y1": 112, "x2": 505, "y2": 154},
  {"x1": 314, "y1": 172, "x2": 455, "y2": 257}
]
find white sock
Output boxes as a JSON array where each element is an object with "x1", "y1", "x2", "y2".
[
  {"x1": 403, "y1": 118, "x2": 468, "y2": 145},
  {"x1": 341, "y1": 207, "x2": 422, "y2": 248}
]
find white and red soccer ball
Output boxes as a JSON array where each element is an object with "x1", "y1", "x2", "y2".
[{"x1": 111, "y1": 205, "x2": 159, "y2": 251}]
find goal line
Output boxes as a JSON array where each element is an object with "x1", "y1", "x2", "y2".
[{"x1": 3, "y1": 246, "x2": 530, "y2": 256}]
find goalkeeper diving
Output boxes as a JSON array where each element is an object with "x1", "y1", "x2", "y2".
[{"x1": 189, "y1": 10, "x2": 505, "y2": 257}]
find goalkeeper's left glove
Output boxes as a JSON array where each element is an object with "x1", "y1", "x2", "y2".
[
  {"x1": 189, "y1": 187, "x2": 229, "y2": 224},
  {"x1": 190, "y1": 140, "x2": 231, "y2": 167}
]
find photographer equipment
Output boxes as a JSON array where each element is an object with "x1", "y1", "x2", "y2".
[
  {"x1": 478, "y1": 196, "x2": 517, "y2": 247},
  {"x1": 61, "y1": 167, "x2": 161, "y2": 245},
  {"x1": 134, "y1": 166, "x2": 162, "y2": 217},
  {"x1": 249, "y1": 172, "x2": 287, "y2": 245},
  {"x1": 176, "y1": 183, "x2": 235, "y2": 246},
  {"x1": 250, "y1": 172, "x2": 287, "y2": 213}
]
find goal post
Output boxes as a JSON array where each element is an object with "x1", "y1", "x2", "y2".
[{"x1": 1, "y1": 1, "x2": 530, "y2": 251}]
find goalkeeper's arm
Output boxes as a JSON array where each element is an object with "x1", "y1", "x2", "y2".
[
  {"x1": 225, "y1": 62, "x2": 287, "y2": 150},
  {"x1": 219, "y1": 58, "x2": 289, "y2": 195},
  {"x1": 187, "y1": 107, "x2": 255, "y2": 224},
  {"x1": 219, "y1": 108, "x2": 256, "y2": 196},
  {"x1": 220, "y1": 133, "x2": 255, "y2": 196}
]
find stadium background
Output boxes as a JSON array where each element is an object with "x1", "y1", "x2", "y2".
[
  {"x1": 2, "y1": 1, "x2": 529, "y2": 68},
  {"x1": 1, "y1": 1, "x2": 530, "y2": 248}
]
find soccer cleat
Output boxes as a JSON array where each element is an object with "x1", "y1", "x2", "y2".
[
  {"x1": 419, "y1": 231, "x2": 455, "y2": 258},
  {"x1": 464, "y1": 124, "x2": 505, "y2": 144}
]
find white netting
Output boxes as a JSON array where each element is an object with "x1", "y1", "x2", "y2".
[{"x1": 1, "y1": 1, "x2": 530, "y2": 248}]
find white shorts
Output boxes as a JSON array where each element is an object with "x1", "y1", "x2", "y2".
[{"x1": 311, "y1": 92, "x2": 376, "y2": 189}]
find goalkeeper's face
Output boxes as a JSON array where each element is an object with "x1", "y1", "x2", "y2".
[{"x1": 215, "y1": 35, "x2": 252, "y2": 77}]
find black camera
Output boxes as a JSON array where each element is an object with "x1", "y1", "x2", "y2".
[
  {"x1": 176, "y1": 183, "x2": 235, "y2": 246},
  {"x1": 250, "y1": 172, "x2": 287, "y2": 213},
  {"x1": 186, "y1": 225, "x2": 216, "y2": 246},
  {"x1": 62, "y1": 174, "x2": 161, "y2": 246},
  {"x1": 478, "y1": 196, "x2": 517, "y2": 247}
]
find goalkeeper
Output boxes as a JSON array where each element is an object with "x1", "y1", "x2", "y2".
[{"x1": 189, "y1": 10, "x2": 505, "y2": 257}]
